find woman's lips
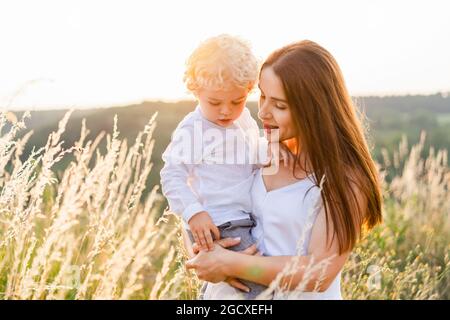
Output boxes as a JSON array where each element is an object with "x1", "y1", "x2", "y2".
[
  {"x1": 263, "y1": 124, "x2": 279, "y2": 133},
  {"x1": 263, "y1": 124, "x2": 279, "y2": 138}
]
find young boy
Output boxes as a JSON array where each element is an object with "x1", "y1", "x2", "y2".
[{"x1": 160, "y1": 34, "x2": 268, "y2": 299}]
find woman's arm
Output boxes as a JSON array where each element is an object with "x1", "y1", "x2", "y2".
[
  {"x1": 187, "y1": 207, "x2": 350, "y2": 292},
  {"x1": 222, "y1": 206, "x2": 350, "y2": 291},
  {"x1": 221, "y1": 180, "x2": 367, "y2": 291},
  {"x1": 187, "y1": 179, "x2": 367, "y2": 292}
]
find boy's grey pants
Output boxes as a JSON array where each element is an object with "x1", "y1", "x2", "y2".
[{"x1": 186, "y1": 216, "x2": 268, "y2": 300}]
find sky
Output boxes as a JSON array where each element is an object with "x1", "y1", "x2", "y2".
[{"x1": 0, "y1": 0, "x2": 449, "y2": 110}]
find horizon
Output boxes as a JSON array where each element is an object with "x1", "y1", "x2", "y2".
[
  {"x1": 1, "y1": 0, "x2": 450, "y2": 111},
  {"x1": 5, "y1": 91, "x2": 449, "y2": 113}
]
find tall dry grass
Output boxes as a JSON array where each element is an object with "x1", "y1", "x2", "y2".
[
  {"x1": 342, "y1": 132, "x2": 449, "y2": 299},
  {"x1": 0, "y1": 110, "x2": 189, "y2": 299},
  {"x1": 0, "y1": 111, "x2": 448, "y2": 299}
]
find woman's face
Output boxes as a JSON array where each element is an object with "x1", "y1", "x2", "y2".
[{"x1": 258, "y1": 67, "x2": 296, "y2": 142}]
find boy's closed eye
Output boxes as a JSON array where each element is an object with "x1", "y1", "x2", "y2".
[{"x1": 208, "y1": 98, "x2": 246, "y2": 106}]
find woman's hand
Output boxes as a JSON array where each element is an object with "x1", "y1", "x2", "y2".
[
  {"x1": 185, "y1": 242, "x2": 230, "y2": 283},
  {"x1": 190, "y1": 237, "x2": 241, "y2": 255},
  {"x1": 186, "y1": 238, "x2": 261, "y2": 291}
]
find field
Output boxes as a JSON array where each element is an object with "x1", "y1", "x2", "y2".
[
  {"x1": 0, "y1": 109, "x2": 449, "y2": 299},
  {"x1": 437, "y1": 114, "x2": 450, "y2": 126}
]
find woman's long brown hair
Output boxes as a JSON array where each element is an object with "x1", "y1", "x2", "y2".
[{"x1": 262, "y1": 40, "x2": 382, "y2": 254}]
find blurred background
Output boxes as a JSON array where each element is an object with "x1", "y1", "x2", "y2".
[
  {"x1": 1, "y1": 0, "x2": 449, "y2": 189},
  {"x1": 0, "y1": 0, "x2": 449, "y2": 300}
]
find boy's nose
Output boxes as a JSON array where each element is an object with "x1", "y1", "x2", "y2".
[{"x1": 220, "y1": 105, "x2": 232, "y2": 116}]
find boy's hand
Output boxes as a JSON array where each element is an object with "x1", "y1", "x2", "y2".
[{"x1": 188, "y1": 211, "x2": 220, "y2": 251}]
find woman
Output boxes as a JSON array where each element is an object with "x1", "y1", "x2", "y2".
[{"x1": 185, "y1": 40, "x2": 383, "y2": 299}]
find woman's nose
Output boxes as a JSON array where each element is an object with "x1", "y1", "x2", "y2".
[{"x1": 258, "y1": 102, "x2": 271, "y2": 120}]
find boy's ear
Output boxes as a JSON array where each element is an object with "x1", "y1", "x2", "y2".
[{"x1": 192, "y1": 90, "x2": 200, "y2": 99}]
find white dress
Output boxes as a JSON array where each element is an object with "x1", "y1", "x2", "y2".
[{"x1": 202, "y1": 169, "x2": 342, "y2": 300}]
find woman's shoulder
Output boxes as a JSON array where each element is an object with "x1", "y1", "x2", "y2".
[{"x1": 293, "y1": 172, "x2": 323, "y2": 212}]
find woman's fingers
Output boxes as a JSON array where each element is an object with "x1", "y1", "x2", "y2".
[
  {"x1": 185, "y1": 257, "x2": 197, "y2": 270},
  {"x1": 214, "y1": 237, "x2": 241, "y2": 248},
  {"x1": 282, "y1": 151, "x2": 288, "y2": 167},
  {"x1": 241, "y1": 244, "x2": 258, "y2": 255},
  {"x1": 226, "y1": 278, "x2": 250, "y2": 293},
  {"x1": 277, "y1": 144, "x2": 293, "y2": 168},
  {"x1": 192, "y1": 242, "x2": 200, "y2": 254},
  {"x1": 283, "y1": 149, "x2": 291, "y2": 167},
  {"x1": 211, "y1": 225, "x2": 221, "y2": 241}
]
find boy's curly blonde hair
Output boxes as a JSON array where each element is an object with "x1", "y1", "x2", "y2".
[{"x1": 184, "y1": 34, "x2": 260, "y2": 92}]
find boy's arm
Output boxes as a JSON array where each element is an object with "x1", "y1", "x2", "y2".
[
  {"x1": 161, "y1": 124, "x2": 220, "y2": 250},
  {"x1": 160, "y1": 125, "x2": 205, "y2": 224}
]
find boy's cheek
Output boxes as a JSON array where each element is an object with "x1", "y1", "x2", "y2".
[{"x1": 199, "y1": 105, "x2": 216, "y2": 120}]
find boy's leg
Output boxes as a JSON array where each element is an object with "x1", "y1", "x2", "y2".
[
  {"x1": 217, "y1": 218, "x2": 270, "y2": 300},
  {"x1": 186, "y1": 222, "x2": 271, "y2": 300}
]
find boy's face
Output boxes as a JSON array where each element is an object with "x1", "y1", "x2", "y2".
[{"x1": 195, "y1": 85, "x2": 250, "y2": 127}]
